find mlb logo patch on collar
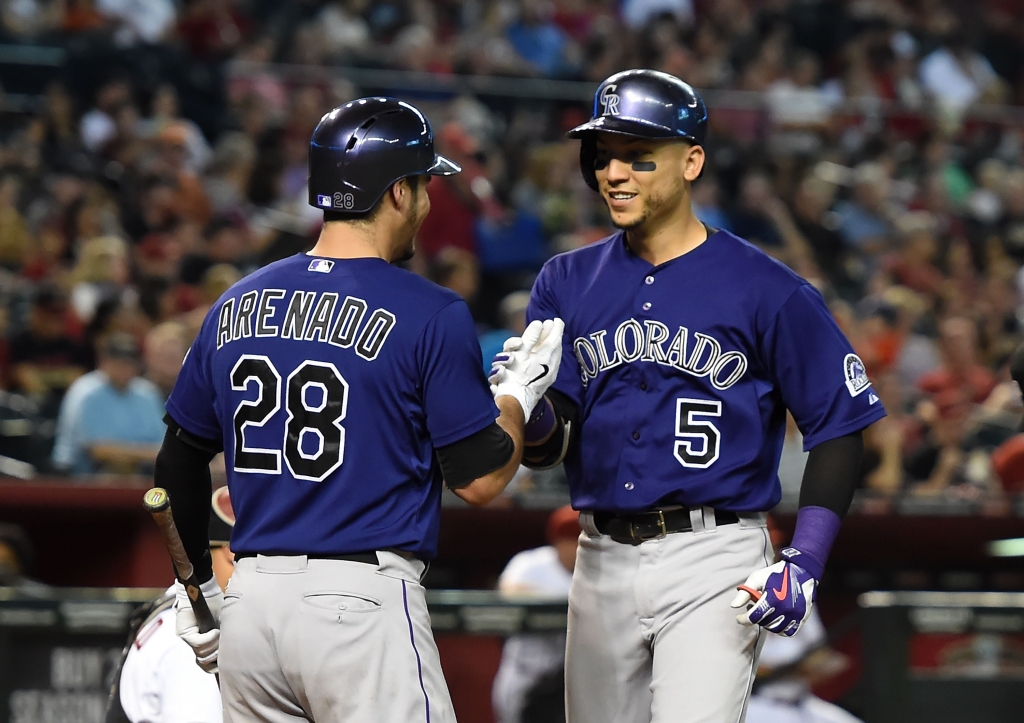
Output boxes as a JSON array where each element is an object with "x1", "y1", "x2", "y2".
[{"x1": 309, "y1": 258, "x2": 335, "y2": 273}]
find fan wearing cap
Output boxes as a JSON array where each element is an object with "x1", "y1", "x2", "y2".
[
  {"x1": 155, "y1": 97, "x2": 564, "y2": 722},
  {"x1": 112, "y1": 488, "x2": 236, "y2": 723},
  {"x1": 492, "y1": 505, "x2": 580, "y2": 723},
  {"x1": 60, "y1": 332, "x2": 166, "y2": 474}
]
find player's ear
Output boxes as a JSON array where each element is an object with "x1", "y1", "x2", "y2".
[
  {"x1": 682, "y1": 144, "x2": 705, "y2": 183},
  {"x1": 391, "y1": 177, "x2": 415, "y2": 211}
]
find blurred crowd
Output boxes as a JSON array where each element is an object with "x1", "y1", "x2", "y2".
[{"x1": 1, "y1": 0, "x2": 1024, "y2": 508}]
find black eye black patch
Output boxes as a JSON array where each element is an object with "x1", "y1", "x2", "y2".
[{"x1": 631, "y1": 161, "x2": 657, "y2": 172}]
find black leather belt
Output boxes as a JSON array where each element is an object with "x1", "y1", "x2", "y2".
[
  {"x1": 592, "y1": 508, "x2": 740, "y2": 544},
  {"x1": 235, "y1": 551, "x2": 379, "y2": 564}
]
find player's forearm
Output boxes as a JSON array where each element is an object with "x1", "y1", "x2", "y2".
[
  {"x1": 784, "y1": 431, "x2": 864, "y2": 580},
  {"x1": 452, "y1": 396, "x2": 525, "y2": 506},
  {"x1": 522, "y1": 390, "x2": 578, "y2": 469},
  {"x1": 154, "y1": 428, "x2": 217, "y2": 583}
]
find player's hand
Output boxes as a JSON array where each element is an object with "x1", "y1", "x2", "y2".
[
  {"x1": 730, "y1": 559, "x2": 816, "y2": 637},
  {"x1": 174, "y1": 577, "x2": 223, "y2": 673},
  {"x1": 489, "y1": 318, "x2": 564, "y2": 419}
]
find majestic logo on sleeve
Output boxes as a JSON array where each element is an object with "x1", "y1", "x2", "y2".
[
  {"x1": 573, "y1": 319, "x2": 747, "y2": 390},
  {"x1": 843, "y1": 354, "x2": 870, "y2": 397},
  {"x1": 599, "y1": 84, "x2": 620, "y2": 116}
]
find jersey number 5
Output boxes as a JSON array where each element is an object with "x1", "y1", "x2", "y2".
[
  {"x1": 674, "y1": 398, "x2": 721, "y2": 469},
  {"x1": 230, "y1": 355, "x2": 348, "y2": 482}
]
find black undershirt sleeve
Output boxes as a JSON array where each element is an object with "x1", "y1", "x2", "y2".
[
  {"x1": 436, "y1": 422, "x2": 515, "y2": 489},
  {"x1": 798, "y1": 431, "x2": 863, "y2": 517},
  {"x1": 154, "y1": 416, "x2": 221, "y2": 583},
  {"x1": 522, "y1": 388, "x2": 580, "y2": 469}
]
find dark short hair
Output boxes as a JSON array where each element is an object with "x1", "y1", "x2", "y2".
[{"x1": 100, "y1": 331, "x2": 141, "y2": 361}]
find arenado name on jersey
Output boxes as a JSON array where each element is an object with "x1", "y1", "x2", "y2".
[
  {"x1": 214, "y1": 288, "x2": 397, "y2": 362},
  {"x1": 572, "y1": 318, "x2": 747, "y2": 390}
]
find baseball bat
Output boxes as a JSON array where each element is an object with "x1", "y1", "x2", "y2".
[{"x1": 143, "y1": 488, "x2": 217, "y2": 633}]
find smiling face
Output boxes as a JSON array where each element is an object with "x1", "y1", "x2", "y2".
[{"x1": 593, "y1": 133, "x2": 704, "y2": 233}]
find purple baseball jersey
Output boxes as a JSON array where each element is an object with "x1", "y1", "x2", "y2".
[
  {"x1": 166, "y1": 254, "x2": 498, "y2": 558},
  {"x1": 527, "y1": 229, "x2": 886, "y2": 513}
]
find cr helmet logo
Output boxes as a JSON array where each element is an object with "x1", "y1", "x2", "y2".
[
  {"x1": 599, "y1": 84, "x2": 620, "y2": 116},
  {"x1": 844, "y1": 353, "x2": 871, "y2": 397}
]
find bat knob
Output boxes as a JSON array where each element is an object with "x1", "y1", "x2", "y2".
[
  {"x1": 736, "y1": 584, "x2": 763, "y2": 602},
  {"x1": 143, "y1": 487, "x2": 170, "y2": 512}
]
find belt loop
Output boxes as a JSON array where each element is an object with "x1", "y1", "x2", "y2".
[
  {"x1": 689, "y1": 507, "x2": 705, "y2": 534},
  {"x1": 701, "y1": 506, "x2": 717, "y2": 533},
  {"x1": 579, "y1": 511, "x2": 601, "y2": 537}
]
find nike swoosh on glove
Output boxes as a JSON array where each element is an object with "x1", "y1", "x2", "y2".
[
  {"x1": 730, "y1": 559, "x2": 816, "y2": 637},
  {"x1": 175, "y1": 577, "x2": 223, "y2": 673},
  {"x1": 489, "y1": 318, "x2": 564, "y2": 419}
]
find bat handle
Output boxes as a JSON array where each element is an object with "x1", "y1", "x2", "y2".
[{"x1": 144, "y1": 488, "x2": 218, "y2": 633}]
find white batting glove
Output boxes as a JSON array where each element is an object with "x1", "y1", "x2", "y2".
[
  {"x1": 174, "y1": 577, "x2": 223, "y2": 673},
  {"x1": 489, "y1": 318, "x2": 564, "y2": 419}
]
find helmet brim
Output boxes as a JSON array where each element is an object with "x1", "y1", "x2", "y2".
[
  {"x1": 567, "y1": 115, "x2": 698, "y2": 143},
  {"x1": 425, "y1": 154, "x2": 461, "y2": 176}
]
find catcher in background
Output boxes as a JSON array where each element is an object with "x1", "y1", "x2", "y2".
[{"x1": 106, "y1": 487, "x2": 235, "y2": 723}]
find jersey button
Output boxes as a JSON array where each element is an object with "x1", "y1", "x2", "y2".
[
  {"x1": 642, "y1": 302, "x2": 652, "y2": 311},
  {"x1": 624, "y1": 482, "x2": 634, "y2": 490},
  {"x1": 632, "y1": 431, "x2": 640, "y2": 440},
  {"x1": 640, "y1": 382, "x2": 648, "y2": 391},
  {"x1": 645, "y1": 276, "x2": 654, "y2": 285}
]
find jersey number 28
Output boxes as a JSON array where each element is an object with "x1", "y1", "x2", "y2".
[{"x1": 230, "y1": 355, "x2": 348, "y2": 482}]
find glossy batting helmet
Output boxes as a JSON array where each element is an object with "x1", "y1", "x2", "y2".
[
  {"x1": 567, "y1": 69, "x2": 708, "y2": 190},
  {"x1": 308, "y1": 97, "x2": 461, "y2": 214}
]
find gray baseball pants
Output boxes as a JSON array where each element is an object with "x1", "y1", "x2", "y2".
[
  {"x1": 219, "y1": 552, "x2": 456, "y2": 723},
  {"x1": 567, "y1": 509, "x2": 772, "y2": 723}
]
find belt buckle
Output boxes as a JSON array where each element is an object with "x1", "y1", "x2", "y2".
[
  {"x1": 628, "y1": 511, "x2": 668, "y2": 542},
  {"x1": 655, "y1": 510, "x2": 668, "y2": 539}
]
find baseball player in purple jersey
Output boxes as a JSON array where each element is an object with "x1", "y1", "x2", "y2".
[
  {"x1": 152, "y1": 97, "x2": 563, "y2": 723},
  {"x1": 490, "y1": 70, "x2": 886, "y2": 722}
]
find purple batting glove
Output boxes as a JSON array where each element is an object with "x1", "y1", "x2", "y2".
[{"x1": 730, "y1": 560, "x2": 816, "y2": 637}]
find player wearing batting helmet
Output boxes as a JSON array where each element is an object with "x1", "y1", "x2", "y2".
[
  {"x1": 154, "y1": 97, "x2": 564, "y2": 722},
  {"x1": 489, "y1": 69, "x2": 886, "y2": 722}
]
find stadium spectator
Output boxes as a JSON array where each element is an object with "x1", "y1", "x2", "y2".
[
  {"x1": 919, "y1": 29, "x2": 1006, "y2": 115},
  {"x1": 918, "y1": 317, "x2": 998, "y2": 409},
  {"x1": 8, "y1": 285, "x2": 90, "y2": 411},
  {"x1": 59, "y1": 332, "x2": 165, "y2": 474},
  {"x1": 834, "y1": 162, "x2": 893, "y2": 256},
  {"x1": 504, "y1": 0, "x2": 579, "y2": 78},
  {"x1": 142, "y1": 321, "x2": 187, "y2": 399}
]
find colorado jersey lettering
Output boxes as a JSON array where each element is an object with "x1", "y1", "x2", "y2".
[
  {"x1": 166, "y1": 254, "x2": 498, "y2": 558},
  {"x1": 527, "y1": 229, "x2": 886, "y2": 513}
]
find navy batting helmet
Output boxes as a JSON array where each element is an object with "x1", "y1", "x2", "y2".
[
  {"x1": 567, "y1": 69, "x2": 707, "y2": 190},
  {"x1": 308, "y1": 97, "x2": 461, "y2": 214}
]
